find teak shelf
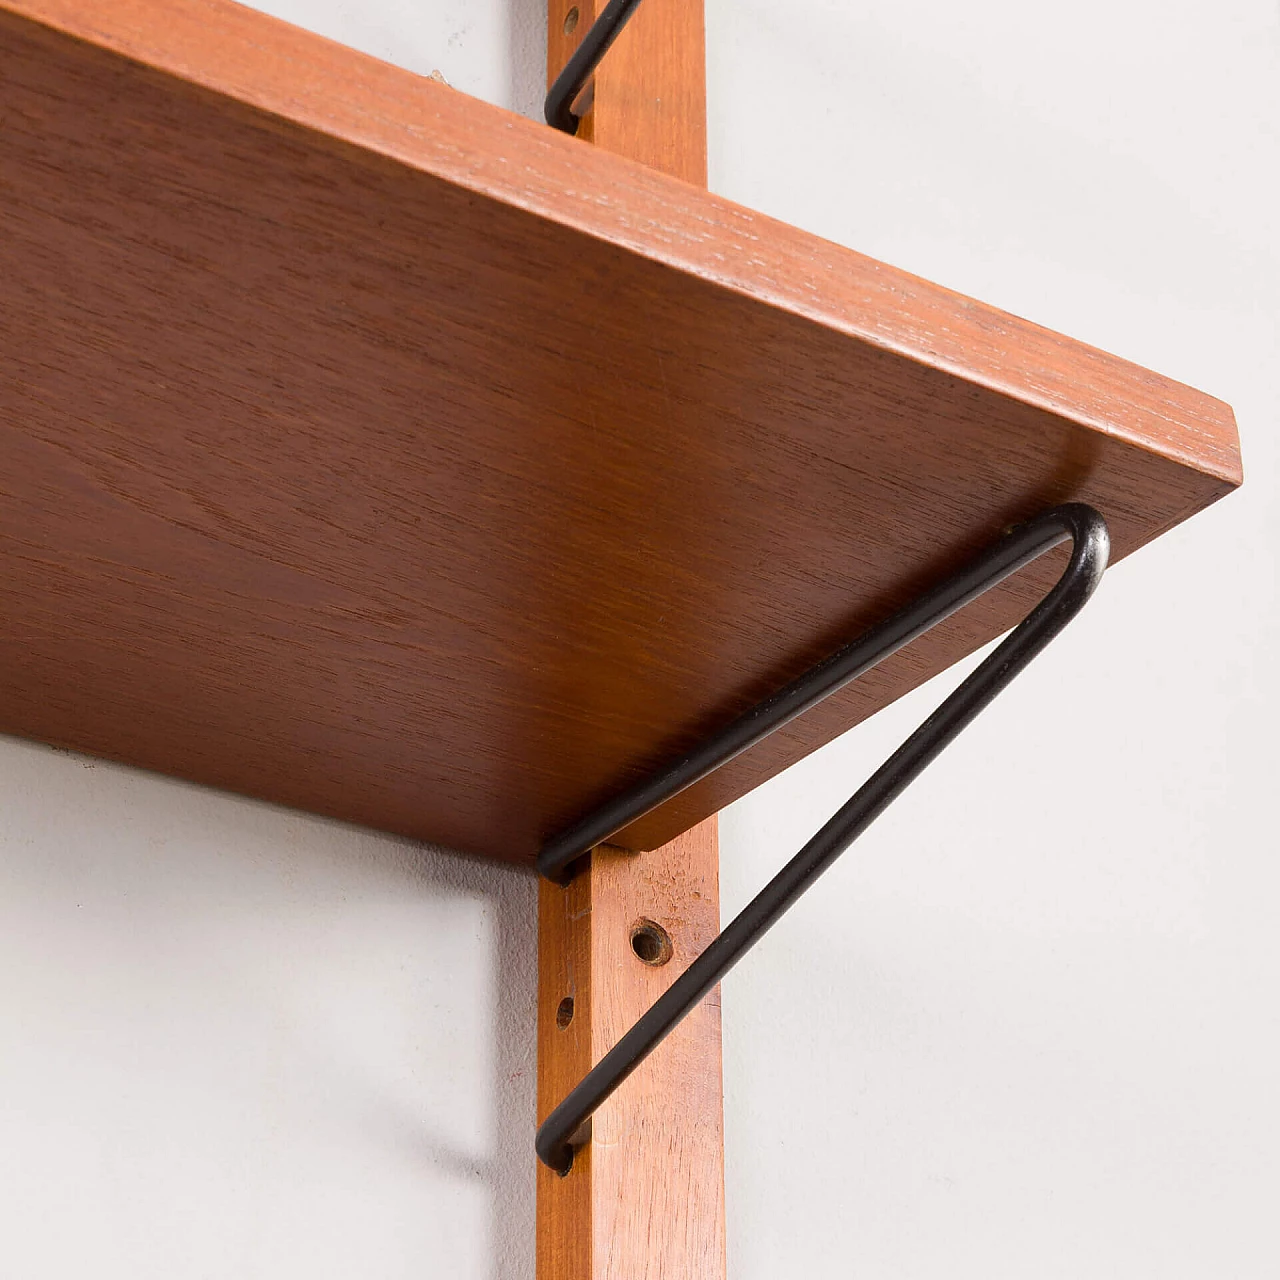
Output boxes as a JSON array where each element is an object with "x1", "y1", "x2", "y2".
[{"x1": 0, "y1": 0, "x2": 1241, "y2": 867}]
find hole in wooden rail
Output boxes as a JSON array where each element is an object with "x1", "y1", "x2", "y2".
[
  {"x1": 630, "y1": 919, "x2": 673, "y2": 967},
  {"x1": 556, "y1": 996, "x2": 575, "y2": 1029},
  {"x1": 563, "y1": 6, "x2": 579, "y2": 35}
]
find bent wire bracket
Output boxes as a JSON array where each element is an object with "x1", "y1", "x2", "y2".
[
  {"x1": 545, "y1": 0, "x2": 648, "y2": 134},
  {"x1": 536, "y1": 504, "x2": 1110, "y2": 1174}
]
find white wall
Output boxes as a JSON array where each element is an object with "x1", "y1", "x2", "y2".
[
  {"x1": 0, "y1": 744, "x2": 537, "y2": 1278},
  {"x1": 1, "y1": 2, "x2": 1276, "y2": 1276}
]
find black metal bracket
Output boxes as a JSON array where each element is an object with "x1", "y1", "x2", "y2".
[
  {"x1": 535, "y1": 504, "x2": 1109, "y2": 1174},
  {"x1": 545, "y1": 0, "x2": 648, "y2": 134}
]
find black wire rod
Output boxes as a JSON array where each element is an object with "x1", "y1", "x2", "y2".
[
  {"x1": 545, "y1": 0, "x2": 648, "y2": 134},
  {"x1": 535, "y1": 504, "x2": 1109, "y2": 1174}
]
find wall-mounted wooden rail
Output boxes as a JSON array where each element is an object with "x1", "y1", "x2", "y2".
[{"x1": 537, "y1": 3, "x2": 724, "y2": 1275}]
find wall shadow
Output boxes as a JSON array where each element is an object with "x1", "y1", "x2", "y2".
[{"x1": 506, "y1": 0, "x2": 547, "y2": 119}]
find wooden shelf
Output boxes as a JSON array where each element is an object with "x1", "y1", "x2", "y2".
[{"x1": 0, "y1": 0, "x2": 1240, "y2": 866}]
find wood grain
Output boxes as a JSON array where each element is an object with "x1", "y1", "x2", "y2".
[
  {"x1": 537, "y1": 824, "x2": 725, "y2": 1279},
  {"x1": 0, "y1": 0, "x2": 1241, "y2": 865},
  {"x1": 538, "y1": 15, "x2": 723, "y2": 1277},
  {"x1": 547, "y1": 0, "x2": 707, "y2": 185}
]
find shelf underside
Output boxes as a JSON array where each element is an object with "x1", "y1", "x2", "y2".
[{"x1": 0, "y1": 0, "x2": 1240, "y2": 865}]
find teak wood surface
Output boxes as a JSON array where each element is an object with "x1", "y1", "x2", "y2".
[
  {"x1": 537, "y1": 7, "x2": 724, "y2": 1276},
  {"x1": 0, "y1": 0, "x2": 1242, "y2": 866},
  {"x1": 538, "y1": 826, "x2": 725, "y2": 1279},
  {"x1": 547, "y1": 0, "x2": 706, "y2": 185}
]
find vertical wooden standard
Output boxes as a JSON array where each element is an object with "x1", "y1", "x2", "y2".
[
  {"x1": 537, "y1": 3, "x2": 724, "y2": 1277},
  {"x1": 537, "y1": 824, "x2": 725, "y2": 1277},
  {"x1": 546, "y1": 0, "x2": 707, "y2": 185}
]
